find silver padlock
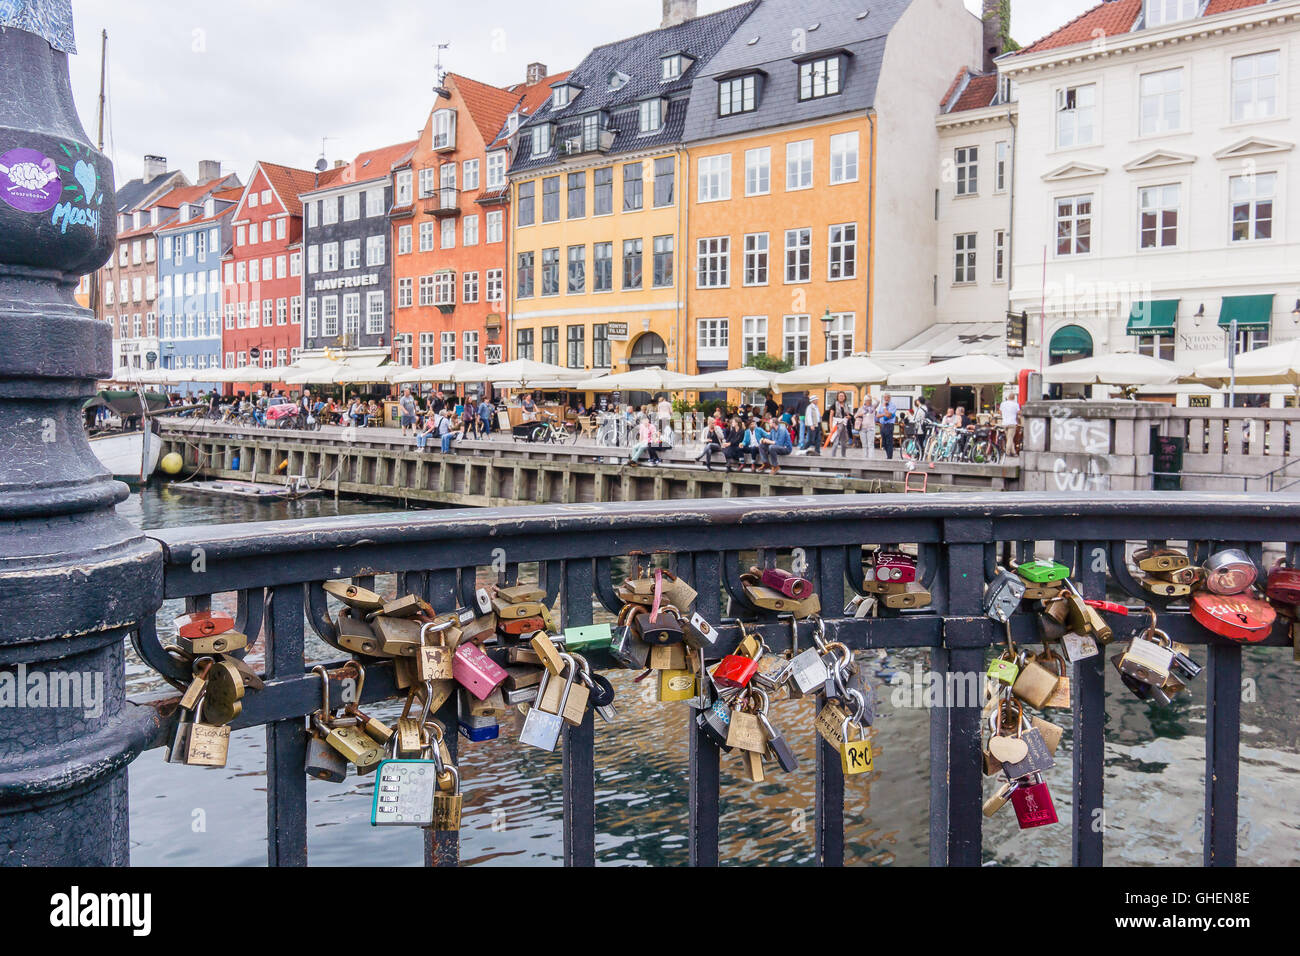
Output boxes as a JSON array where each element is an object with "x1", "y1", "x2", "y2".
[
  {"x1": 983, "y1": 568, "x2": 1027, "y2": 623},
  {"x1": 787, "y1": 647, "x2": 829, "y2": 698},
  {"x1": 518, "y1": 655, "x2": 575, "y2": 752}
]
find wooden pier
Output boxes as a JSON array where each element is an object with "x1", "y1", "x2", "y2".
[{"x1": 157, "y1": 419, "x2": 1019, "y2": 507}]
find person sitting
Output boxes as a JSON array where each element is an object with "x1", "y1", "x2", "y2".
[
  {"x1": 416, "y1": 412, "x2": 436, "y2": 450},
  {"x1": 437, "y1": 412, "x2": 458, "y2": 454},
  {"x1": 695, "y1": 416, "x2": 727, "y2": 471},
  {"x1": 760, "y1": 414, "x2": 793, "y2": 473},
  {"x1": 741, "y1": 419, "x2": 767, "y2": 471},
  {"x1": 628, "y1": 415, "x2": 663, "y2": 466}
]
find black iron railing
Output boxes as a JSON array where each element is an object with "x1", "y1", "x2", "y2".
[{"x1": 124, "y1": 492, "x2": 1298, "y2": 866}]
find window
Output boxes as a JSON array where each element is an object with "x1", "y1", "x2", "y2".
[
  {"x1": 825, "y1": 312, "x2": 854, "y2": 361},
  {"x1": 441, "y1": 218, "x2": 455, "y2": 250},
  {"x1": 1232, "y1": 52, "x2": 1280, "y2": 123},
  {"x1": 593, "y1": 167, "x2": 614, "y2": 215},
  {"x1": 463, "y1": 330, "x2": 479, "y2": 363},
  {"x1": 783, "y1": 314, "x2": 810, "y2": 367},
  {"x1": 593, "y1": 324, "x2": 611, "y2": 368},
  {"x1": 344, "y1": 239, "x2": 361, "y2": 270},
  {"x1": 395, "y1": 333, "x2": 412, "y2": 367},
  {"x1": 276, "y1": 297, "x2": 287, "y2": 325},
  {"x1": 322, "y1": 296, "x2": 339, "y2": 337},
  {"x1": 263, "y1": 299, "x2": 273, "y2": 327},
  {"x1": 553, "y1": 86, "x2": 572, "y2": 110},
  {"x1": 1136, "y1": 332, "x2": 1175, "y2": 362},
  {"x1": 541, "y1": 326, "x2": 560, "y2": 365},
  {"x1": 486, "y1": 210, "x2": 504, "y2": 243},
  {"x1": 996, "y1": 141, "x2": 1010, "y2": 193},
  {"x1": 419, "y1": 332, "x2": 436, "y2": 367},
  {"x1": 593, "y1": 242, "x2": 613, "y2": 292},
  {"x1": 275, "y1": 254, "x2": 286, "y2": 278},
  {"x1": 366, "y1": 236, "x2": 384, "y2": 267},
  {"x1": 1139, "y1": 68, "x2": 1182, "y2": 136},
  {"x1": 1139, "y1": 184, "x2": 1180, "y2": 249},
  {"x1": 365, "y1": 292, "x2": 384, "y2": 335},
  {"x1": 622, "y1": 239, "x2": 643, "y2": 290},
  {"x1": 463, "y1": 159, "x2": 479, "y2": 191},
  {"x1": 828, "y1": 223, "x2": 857, "y2": 280},
  {"x1": 784, "y1": 228, "x2": 811, "y2": 283},
  {"x1": 567, "y1": 245, "x2": 586, "y2": 294},
  {"x1": 647, "y1": 235, "x2": 673, "y2": 289},
  {"x1": 291, "y1": 296, "x2": 301, "y2": 325},
  {"x1": 994, "y1": 230, "x2": 1007, "y2": 282},
  {"x1": 743, "y1": 233, "x2": 769, "y2": 286},
  {"x1": 398, "y1": 224, "x2": 412, "y2": 255},
  {"x1": 786, "y1": 140, "x2": 813, "y2": 190},
  {"x1": 568, "y1": 172, "x2": 586, "y2": 219},
  {"x1": 662, "y1": 54, "x2": 688, "y2": 82},
  {"x1": 441, "y1": 331, "x2": 456, "y2": 363},
  {"x1": 486, "y1": 269, "x2": 504, "y2": 306},
  {"x1": 541, "y1": 248, "x2": 560, "y2": 296},
  {"x1": 955, "y1": 146, "x2": 978, "y2": 196},
  {"x1": 463, "y1": 271, "x2": 479, "y2": 303},
  {"x1": 463, "y1": 215, "x2": 479, "y2": 246},
  {"x1": 322, "y1": 242, "x2": 339, "y2": 272},
  {"x1": 953, "y1": 233, "x2": 977, "y2": 283},
  {"x1": 698, "y1": 155, "x2": 731, "y2": 202},
  {"x1": 532, "y1": 124, "x2": 552, "y2": 157},
  {"x1": 696, "y1": 237, "x2": 729, "y2": 288},
  {"x1": 395, "y1": 171, "x2": 413, "y2": 205},
  {"x1": 566, "y1": 325, "x2": 585, "y2": 368},
  {"x1": 322, "y1": 198, "x2": 338, "y2": 225},
  {"x1": 742, "y1": 315, "x2": 767, "y2": 363},
  {"x1": 366, "y1": 187, "x2": 384, "y2": 217},
  {"x1": 418, "y1": 167, "x2": 436, "y2": 199},
  {"x1": 516, "y1": 328, "x2": 534, "y2": 361},
  {"x1": 1236, "y1": 326, "x2": 1270, "y2": 354},
  {"x1": 419, "y1": 222, "x2": 435, "y2": 252},
  {"x1": 517, "y1": 181, "x2": 535, "y2": 226},
  {"x1": 799, "y1": 57, "x2": 841, "y2": 101},
  {"x1": 1231, "y1": 172, "x2": 1275, "y2": 242},
  {"x1": 623, "y1": 163, "x2": 643, "y2": 211},
  {"x1": 745, "y1": 148, "x2": 770, "y2": 196},
  {"x1": 487, "y1": 152, "x2": 506, "y2": 190},
  {"x1": 719, "y1": 75, "x2": 757, "y2": 116},
  {"x1": 248, "y1": 260, "x2": 259, "y2": 284},
  {"x1": 697, "y1": 318, "x2": 729, "y2": 354},
  {"x1": 439, "y1": 162, "x2": 457, "y2": 197},
  {"x1": 1056, "y1": 84, "x2": 1096, "y2": 148},
  {"x1": 398, "y1": 277, "x2": 413, "y2": 308},
  {"x1": 434, "y1": 272, "x2": 456, "y2": 306},
  {"x1": 542, "y1": 176, "x2": 561, "y2": 223},
  {"x1": 419, "y1": 275, "x2": 435, "y2": 306},
  {"x1": 517, "y1": 252, "x2": 535, "y2": 298},
  {"x1": 639, "y1": 98, "x2": 663, "y2": 133},
  {"x1": 1056, "y1": 195, "x2": 1092, "y2": 256},
  {"x1": 433, "y1": 109, "x2": 456, "y2": 150},
  {"x1": 654, "y1": 157, "x2": 675, "y2": 207},
  {"x1": 830, "y1": 132, "x2": 859, "y2": 185},
  {"x1": 262, "y1": 221, "x2": 272, "y2": 242},
  {"x1": 1144, "y1": 0, "x2": 1197, "y2": 28}
]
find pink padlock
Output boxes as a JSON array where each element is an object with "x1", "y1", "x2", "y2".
[
  {"x1": 1009, "y1": 778, "x2": 1058, "y2": 829},
  {"x1": 453, "y1": 642, "x2": 507, "y2": 700}
]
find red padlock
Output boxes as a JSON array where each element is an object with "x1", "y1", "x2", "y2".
[
  {"x1": 870, "y1": 551, "x2": 917, "y2": 584},
  {"x1": 499, "y1": 616, "x2": 545, "y2": 636},
  {"x1": 1009, "y1": 778, "x2": 1058, "y2": 829},
  {"x1": 453, "y1": 642, "x2": 508, "y2": 700},
  {"x1": 712, "y1": 654, "x2": 758, "y2": 689},
  {"x1": 174, "y1": 610, "x2": 235, "y2": 639},
  {"x1": 759, "y1": 568, "x2": 813, "y2": 600},
  {"x1": 1191, "y1": 592, "x2": 1276, "y2": 643},
  {"x1": 1085, "y1": 600, "x2": 1130, "y2": 616},
  {"x1": 1266, "y1": 562, "x2": 1300, "y2": 606}
]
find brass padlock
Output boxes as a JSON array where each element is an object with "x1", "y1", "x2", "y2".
[
  {"x1": 184, "y1": 699, "x2": 230, "y2": 768},
  {"x1": 176, "y1": 628, "x2": 248, "y2": 657},
  {"x1": 371, "y1": 615, "x2": 424, "y2": 657},
  {"x1": 336, "y1": 608, "x2": 382, "y2": 656},
  {"x1": 323, "y1": 580, "x2": 385, "y2": 612},
  {"x1": 883, "y1": 584, "x2": 932, "y2": 610},
  {"x1": 1011, "y1": 653, "x2": 1061, "y2": 710}
]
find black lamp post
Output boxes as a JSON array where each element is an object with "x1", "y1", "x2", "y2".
[{"x1": 820, "y1": 307, "x2": 834, "y2": 361}]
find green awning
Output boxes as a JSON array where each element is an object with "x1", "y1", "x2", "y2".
[
  {"x1": 1049, "y1": 324, "x2": 1093, "y2": 358},
  {"x1": 1218, "y1": 294, "x2": 1273, "y2": 330},
  {"x1": 1126, "y1": 299, "x2": 1178, "y2": 334}
]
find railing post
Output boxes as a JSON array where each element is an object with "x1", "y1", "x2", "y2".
[
  {"x1": 560, "y1": 558, "x2": 596, "y2": 866},
  {"x1": 1071, "y1": 540, "x2": 1106, "y2": 867},
  {"x1": 0, "y1": 7, "x2": 162, "y2": 866},
  {"x1": 1203, "y1": 641, "x2": 1241, "y2": 866},
  {"x1": 681, "y1": 551, "x2": 721, "y2": 867}
]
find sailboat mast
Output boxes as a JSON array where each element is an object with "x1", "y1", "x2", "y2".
[{"x1": 89, "y1": 30, "x2": 107, "y2": 318}]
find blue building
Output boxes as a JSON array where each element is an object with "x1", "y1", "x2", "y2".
[{"x1": 156, "y1": 181, "x2": 241, "y2": 394}]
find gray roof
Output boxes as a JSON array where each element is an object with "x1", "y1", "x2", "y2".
[
  {"x1": 682, "y1": 0, "x2": 913, "y2": 143},
  {"x1": 511, "y1": 1, "x2": 759, "y2": 174},
  {"x1": 114, "y1": 171, "x2": 184, "y2": 214}
]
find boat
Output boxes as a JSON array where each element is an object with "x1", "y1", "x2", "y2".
[
  {"x1": 167, "y1": 478, "x2": 321, "y2": 501},
  {"x1": 85, "y1": 389, "x2": 168, "y2": 483}
]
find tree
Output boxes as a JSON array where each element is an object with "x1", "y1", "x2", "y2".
[{"x1": 745, "y1": 354, "x2": 793, "y2": 374}]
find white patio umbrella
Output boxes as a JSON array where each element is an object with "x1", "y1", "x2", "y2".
[
  {"x1": 1194, "y1": 338, "x2": 1300, "y2": 388},
  {"x1": 776, "y1": 355, "x2": 895, "y2": 388},
  {"x1": 685, "y1": 367, "x2": 785, "y2": 390},
  {"x1": 332, "y1": 364, "x2": 405, "y2": 385},
  {"x1": 888, "y1": 354, "x2": 1020, "y2": 387},
  {"x1": 485, "y1": 359, "x2": 591, "y2": 388},
  {"x1": 567, "y1": 367, "x2": 696, "y2": 392},
  {"x1": 1042, "y1": 351, "x2": 1192, "y2": 386},
  {"x1": 392, "y1": 361, "x2": 492, "y2": 384}
]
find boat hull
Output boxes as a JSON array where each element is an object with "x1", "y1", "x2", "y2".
[{"x1": 89, "y1": 430, "x2": 161, "y2": 482}]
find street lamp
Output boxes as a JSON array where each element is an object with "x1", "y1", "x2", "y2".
[{"x1": 820, "y1": 307, "x2": 833, "y2": 361}]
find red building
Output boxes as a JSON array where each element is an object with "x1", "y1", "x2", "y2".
[{"x1": 221, "y1": 161, "x2": 342, "y2": 394}]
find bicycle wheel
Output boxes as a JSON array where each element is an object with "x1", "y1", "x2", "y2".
[
  {"x1": 529, "y1": 424, "x2": 548, "y2": 443},
  {"x1": 568, "y1": 424, "x2": 581, "y2": 445},
  {"x1": 900, "y1": 437, "x2": 921, "y2": 461}
]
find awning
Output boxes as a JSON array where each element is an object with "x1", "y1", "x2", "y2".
[
  {"x1": 1218, "y1": 294, "x2": 1273, "y2": 330},
  {"x1": 1126, "y1": 299, "x2": 1178, "y2": 334},
  {"x1": 1049, "y1": 325, "x2": 1093, "y2": 358},
  {"x1": 890, "y1": 321, "x2": 1006, "y2": 359}
]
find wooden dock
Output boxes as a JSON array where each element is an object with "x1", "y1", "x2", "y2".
[{"x1": 156, "y1": 419, "x2": 1018, "y2": 507}]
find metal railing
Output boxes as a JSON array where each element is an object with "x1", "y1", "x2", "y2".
[{"x1": 129, "y1": 492, "x2": 1298, "y2": 866}]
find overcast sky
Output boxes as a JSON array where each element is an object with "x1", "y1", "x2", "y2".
[{"x1": 66, "y1": 0, "x2": 1097, "y2": 187}]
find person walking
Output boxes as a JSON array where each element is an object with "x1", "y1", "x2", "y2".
[
  {"x1": 656, "y1": 394, "x2": 672, "y2": 437},
  {"x1": 875, "y1": 392, "x2": 898, "y2": 460},
  {"x1": 804, "y1": 396, "x2": 822, "y2": 456}
]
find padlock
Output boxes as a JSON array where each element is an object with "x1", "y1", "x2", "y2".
[
  {"x1": 787, "y1": 646, "x2": 829, "y2": 697},
  {"x1": 395, "y1": 716, "x2": 424, "y2": 757},
  {"x1": 201, "y1": 659, "x2": 245, "y2": 725},
  {"x1": 1266, "y1": 561, "x2": 1300, "y2": 606},
  {"x1": 658, "y1": 668, "x2": 697, "y2": 702},
  {"x1": 174, "y1": 609, "x2": 236, "y2": 640},
  {"x1": 371, "y1": 758, "x2": 437, "y2": 826},
  {"x1": 883, "y1": 583, "x2": 932, "y2": 610},
  {"x1": 1203, "y1": 549, "x2": 1258, "y2": 595},
  {"x1": 635, "y1": 606, "x2": 685, "y2": 646},
  {"x1": 432, "y1": 767, "x2": 463, "y2": 831},
  {"x1": 1039, "y1": 649, "x2": 1071, "y2": 708},
  {"x1": 453, "y1": 641, "x2": 508, "y2": 700},
  {"x1": 1011, "y1": 653, "x2": 1062, "y2": 710},
  {"x1": 530, "y1": 631, "x2": 565, "y2": 675},
  {"x1": 1118, "y1": 633, "x2": 1175, "y2": 686},
  {"x1": 518, "y1": 658, "x2": 574, "y2": 751},
  {"x1": 499, "y1": 615, "x2": 545, "y2": 637},
  {"x1": 759, "y1": 567, "x2": 813, "y2": 599},
  {"x1": 983, "y1": 780, "x2": 1016, "y2": 817},
  {"x1": 371, "y1": 594, "x2": 433, "y2": 619},
  {"x1": 417, "y1": 621, "x2": 456, "y2": 681},
  {"x1": 757, "y1": 709, "x2": 799, "y2": 773},
  {"x1": 814, "y1": 698, "x2": 853, "y2": 750},
  {"x1": 458, "y1": 712, "x2": 501, "y2": 742},
  {"x1": 695, "y1": 699, "x2": 732, "y2": 750},
  {"x1": 459, "y1": 683, "x2": 505, "y2": 718},
  {"x1": 1140, "y1": 577, "x2": 1191, "y2": 598},
  {"x1": 503, "y1": 664, "x2": 543, "y2": 690},
  {"x1": 726, "y1": 704, "x2": 768, "y2": 753},
  {"x1": 1000, "y1": 726, "x2": 1055, "y2": 779},
  {"x1": 474, "y1": 587, "x2": 494, "y2": 616},
  {"x1": 1169, "y1": 642, "x2": 1203, "y2": 683},
  {"x1": 1061, "y1": 630, "x2": 1100, "y2": 662},
  {"x1": 493, "y1": 598, "x2": 546, "y2": 620},
  {"x1": 1016, "y1": 559, "x2": 1071, "y2": 584},
  {"x1": 560, "y1": 623, "x2": 613, "y2": 653},
  {"x1": 839, "y1": 714, "x2": 873, "y2": 775},
  {"x1": 683, "y1": 612, "x2": 720, "y2": 651},
  {"x1": 713, "y1": 652, "x2": 759, "y2": 689},
  {"x1": 868, "y1": 549, "x2": 918, "y2": 584},
  {"x1": 537, "y1": 657, "x2": 589, "y2": 725},
  {"x1": 983, "y1": 569, "x2": 1027, "y2": 623},
  {"x1": 324, "y1": 721, "x2": 384, "y2": 770},
  {"x1": 986, "y1": 652, "x2": 1019, "y2": 685},
  {"x1": 610, "y1": 616, "x2": 651, "y2": 670},
  {"x1": 305, "y1": 728, "x2": 349, "y2": 781},
  {"x1": 1191, "y1": 592, "x2": 1276, "y2": 643},
  {"x1": 862, "y1": 578, "x2": 908, "y2": 596},
  {"x1": 497, "y1": 584, "x2": 547, "y2": 604},
  {"x1": 648, "y1": 642, "x2": 688, "y2": 671},
  {"x1": 1031, "y1": 715, "x2": 1064, "y2": 755},
  {"x1": 1150, "y1": 565, "x2": 1202, "y2": 587},
  {"x1": 371, "y1": 615, "x2": 424, "y2": 657},
  {"x1": 1009, "y1": 775, "x2": 1058, "y2": 828},
  {"x1": 1021, "y1": 582, "x2": 1063, "y2": 602},
  {"x1": 323, "y1": 580, "x2": 385, "y2": 612},
  {"x1": 175, "y1": 627, "x2": 247, "y2": 657},
  {"x1": 177, "y1": 659, "x2": 212, "y2": 713},
  {"x1": 1133, "y1": 547, "x2": 1189, "y2": 574}
]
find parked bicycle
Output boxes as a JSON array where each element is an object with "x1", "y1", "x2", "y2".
[{"x1": 528, "y1": 411, "x2": 580, "y2": 444}]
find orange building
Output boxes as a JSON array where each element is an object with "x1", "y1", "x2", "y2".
[{"x1": 391, "y1": 66, "x2": 564, "y2": 373}]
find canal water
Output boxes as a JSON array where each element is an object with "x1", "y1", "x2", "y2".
[{"x1": 120, "y1": 486, "x2": 1300, "y2": 866}]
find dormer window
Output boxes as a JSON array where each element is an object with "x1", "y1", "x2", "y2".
[
  {"x1": 1144, "y1": 0, "x2": 1198, "y2": 29},
  {"x1": 718, "y1": 73, "x2": 760, "y2": 116},
  {"x1": 506, "y1": 111, "x2": 520, "y2": 135},
  {"x1": 552, "y1": 82, "x2": 580, "y2": 110},
  {"x1": 639, "y1": 97, "x2": 666, "y2": 133},
  {"x1": 433, "y1": 108, "x2": 457, "y2": 151},
  {"x1": 797, "y1": 53, "x2": 847, "y2": 101},
  {"x1": 532, "y1": 123, "x2": 553, "y2": 157},
  {"x1": 607, "y1": 70, "x2": 630, "y2": 92},
  {"x1": 661, "y1": 53, "x2": 694, "y2": 82}
]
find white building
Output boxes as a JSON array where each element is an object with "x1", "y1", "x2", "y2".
[{"x1": 1000, "y1": 0, "x2": 1300, "y2": 402}]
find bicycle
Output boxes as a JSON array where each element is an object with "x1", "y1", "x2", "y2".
[{"x1": 529, "y1": 412, "x2": 579, "y2": 444}]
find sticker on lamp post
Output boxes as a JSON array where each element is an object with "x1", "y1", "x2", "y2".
[{"x1": 0, "y1": 147, "x2": 63, "y2": 213}]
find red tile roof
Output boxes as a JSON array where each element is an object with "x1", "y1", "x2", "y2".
[
  {"x1": 451, "y1": 73, "x2": 528, "y2": 143},
  {"x1": 347, "y1": 140, "x2": 417, "y2": 183},
  {"x1": 213, "y1": 186, "x2": 244, "y2": 203},
  {"x1": 256, "y1": 161, "x2": 345, "y2": 216},
  {"x1": 1022, "y1": 0, "x2": 1270, "y2": 54},
  {"x1": 946, "y1": 71, "x2": 1000, "y2": 113}
]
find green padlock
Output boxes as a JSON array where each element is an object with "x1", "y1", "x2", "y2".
[
  {"x1": 1015, "y1": 559, "x2": 1071, "y2": 584},
  {"x1": 562, "y1": 623, "x2": 613, "y2": 653},
  {"x1": 987, "y1": 653, "x2": 1020, "y2": 685}
]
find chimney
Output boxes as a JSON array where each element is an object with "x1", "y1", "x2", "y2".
[
  {"x1": 661, "y1": 0, "x2": 697, "y2": 28},
  {"x1": 982, "y1": 0, "x2": 1005, "y2": 73},
  {"x1": 197, "y1": 159, "x2": 222, "y2": 184},
  {"x1": 334, "y1": 160, "x2": 346, "y2": 168},
  {"x1": 526, "y1": 62, "x2": 547, "y2": 85},
  {"x1": 143, "y1": 154, "x2": 167, "y2": 182}
]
